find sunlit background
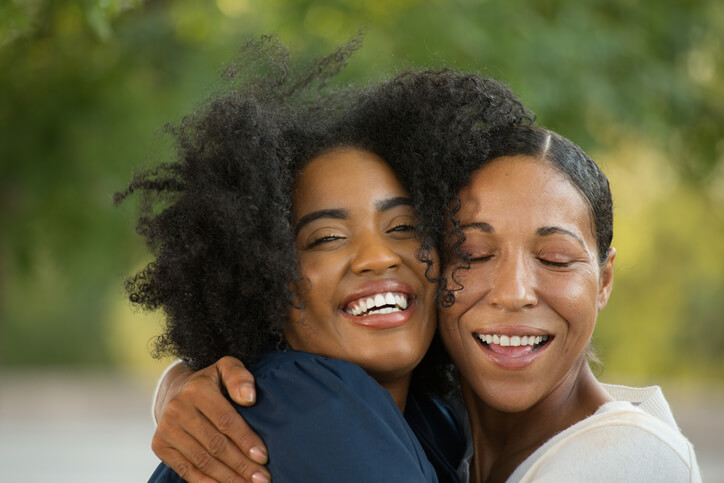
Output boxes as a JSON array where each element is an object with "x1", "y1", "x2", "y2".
[{"x1": 1, "y1": 0, "x2": 722, "y2": 481}]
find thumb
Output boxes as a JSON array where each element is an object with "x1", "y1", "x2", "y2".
[{"x1": 217, "y1": 356, "x2": 257, "y2": 406}]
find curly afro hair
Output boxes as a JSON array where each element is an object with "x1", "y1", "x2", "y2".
[
  {"x1": 343, "y1": 71, "x2": 535, "y2": 308},
  {"x1": 116, "y1": 36, "x2": 534, "y2": 398},
  {"x1": 114, "y1": 35, "x2": 363, "y2": 371}
]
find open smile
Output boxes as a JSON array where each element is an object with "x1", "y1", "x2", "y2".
[
  {"x1": 473, "y1": 331, "x2": 553, "y2": 369},
  {"x1": 344, "y1": 292, "x2": 409, "y2": 316},
  {"x1": 339, "y1": 281, "x2": 417, "y2": 329}
]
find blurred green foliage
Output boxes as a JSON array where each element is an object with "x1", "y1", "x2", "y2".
[{"x1": 1, "y1": 0, "x2": 722, "y2": 381}]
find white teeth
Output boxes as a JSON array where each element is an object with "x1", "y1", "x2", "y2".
[
  {"x1": 345, "y1": 292, "x2": 409, "y2": 316},
  {"x1": 394, "y1": 294, "x2": 407, "y2": 309},
  {"x1": 477, "y1": 333, "x2": 550, "y2": 347}
]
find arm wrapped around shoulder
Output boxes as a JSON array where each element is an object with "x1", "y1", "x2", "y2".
[
  {"x1": 149, "y1": 350, "x2": 439, "y2": 483},
  {"x1": 236, "y1": 351, "x2": 438, "y2": 483}
]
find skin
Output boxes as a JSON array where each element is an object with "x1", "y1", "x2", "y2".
[
  {"x1": 151, "y1": 148, "x2": 438, "y2": 482},
  {"x1": 286, "y1": 148, "x2": 438, "y2": 410},
  {"x1": 439, "y1": 155, "x2": 615, "y2": 483}
]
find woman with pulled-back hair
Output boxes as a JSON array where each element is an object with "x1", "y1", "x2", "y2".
[
  {"x1": 435, "y1": 124, "x2": 700, "y2": 482},
  {"x1": 123, "y1": 37, "x2": 532, "y2": 483}
]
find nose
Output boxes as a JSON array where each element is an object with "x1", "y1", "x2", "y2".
[
  {"x1": 350, "y1": 233, "x2": 402, "y2": 275},
  {"x1": 487, "y1": 253, "x2": 537, "y2": 311}
]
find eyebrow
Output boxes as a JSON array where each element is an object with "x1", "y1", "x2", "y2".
[
  {"x1": 294, "y1": 209, "x2": 347, "y2": 235},
  {"x1": 460, "y1": 222, "x2": 494, "y2": 233},
  {"x1": 460, "y1": 222, "x2": 585, "y2": 246},
  {"x1": 375, "y1": 196, "x2": 413, "y2": 211},
  {"x1": 294, "y1": 197, "x2": 413, "y2": 236},
  {"x1": 537, "y1": 226, "x2": 585, "y2": 246}
]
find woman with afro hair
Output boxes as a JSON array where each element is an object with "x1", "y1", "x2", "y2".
[{"x1": 123, "y1": 37, "x2": 532, "y2": 483}]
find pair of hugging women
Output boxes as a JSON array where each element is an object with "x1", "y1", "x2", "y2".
[{"x1": 118, "y1": 38, "x2": 700, "y2": 483}]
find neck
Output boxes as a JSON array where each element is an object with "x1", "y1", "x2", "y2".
[
  {"x1": 376, "y1": 373, "x2": 412, "y2": 412},
  {"x1": 463, "y1": 360, "x2": 612, "y2": 483}
]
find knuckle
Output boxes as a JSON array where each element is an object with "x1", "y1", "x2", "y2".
[
  {"x1": 223, "y1": 473, "x2": 243, "y2": 483},
  {"x1": 151, "y1": 435, "x2": 167, "y2": 456},
  {"x1": 207, "y1": 433, "x2": 227, "y2": 456},
  {"x1": 165, "y1": 398, "x2": 184, "y2": 418},
  {"x1": 174, "y1": 462, "x2": 190, "y2": 478},
  {"x1": 183, "y1": 375, "x2": 208, "y2": 393},
  {"x1": 216, "y1": 411, "x2": 236, "y2": 432},
  {"x1": 192, "y1": 448, "x2": 212, "y2": 470},
  {"x1": 232, "y1": 458, "x2": 251, "y2": 478}
]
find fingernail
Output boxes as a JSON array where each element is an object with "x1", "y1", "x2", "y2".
[
  {"x1": 249, "y1": 446, "x2": 268, "y2": 464},
  {"x1": 240, "y1": 383, "x2": 256, "y2": 403},
  {"x1": 251, "y1": 471, "x2": 270, "y2": 483}
]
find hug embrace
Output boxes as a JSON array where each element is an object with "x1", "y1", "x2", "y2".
[{"x1": 118, "y1": 37, "x2": 701, "y2": 483}]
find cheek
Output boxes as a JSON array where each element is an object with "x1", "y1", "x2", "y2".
[
  {"x1": 401, "y1": 240, "x2": 433, "y2": 274},
  {"x1": 541, "y1": 271, "x2": 601, "y2": 329},
  {"x1": 297, "y1": 253, "x2": 343, "y2": 293},
  {"x1": 443, "y1": 265, "x2": 490, "y2": 312}
]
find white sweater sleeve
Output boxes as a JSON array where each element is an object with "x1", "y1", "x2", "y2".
[
  {"x1": 151, "y1": 359, "x2": 185, "y2": 425},
  {"x1": 512, "y1": 404, "x2": 701, "y2": 483}
]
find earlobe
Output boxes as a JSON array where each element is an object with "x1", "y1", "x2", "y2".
[{"x1": 597, "y1": 247, "x2": 616, "y2": 311}]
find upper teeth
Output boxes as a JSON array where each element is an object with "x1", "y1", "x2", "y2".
[
  {"x1": 346, "y1": 292, "x2": 408, "y2": 316},
  {"x1": 476, "y1": 334, "x2": 549, "y2": 347}
]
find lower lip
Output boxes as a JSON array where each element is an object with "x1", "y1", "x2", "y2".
[
  {"x1": 339, "y1": 299, "x2": 416, "y2": 329},
  {"x1": 475, "y1": 335, "x2": 551, "y2": 370}
]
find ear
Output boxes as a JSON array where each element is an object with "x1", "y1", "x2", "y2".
[{"x1": 597, "y1": 247, "x2": 616, "y2": 311}]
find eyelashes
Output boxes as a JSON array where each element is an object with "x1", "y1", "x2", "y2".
[
  {"x1": 306, "y1": 234, "x2": 344, "y2": 249},
  {"x1": 538, "y1": 259, "x2": 574, "y2": 268},
  {"x1": 463, "y1": 253, "x2": 575, "y2": 268},
  {"x1": 303, "y1": 222, "x2": 417, "y2": 249}
]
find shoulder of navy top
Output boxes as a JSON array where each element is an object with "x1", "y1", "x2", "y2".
[
  {"x1": 147, "y1": 348, "x2": 464, "y2": 483},
  {"x1": 248, "y1": 348, "x2": 465, "y2": 483},
  {"x1": 405, "y1": 389, "x2": 466, "y2": 483},
  {"x1": 236, "y1": 348, "x2": 441, "y2": 482}
]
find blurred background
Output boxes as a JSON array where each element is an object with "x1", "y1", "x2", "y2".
[{"x1": 1, "y1": 0, "x2": 722, "y2": 481}]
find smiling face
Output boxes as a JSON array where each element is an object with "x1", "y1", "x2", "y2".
[
  {"x1": 440, "y1": 155, "x2": 615, "y2": 413},
  {"x1": 285, "y1": 148, "x2": 437, "y2": 388}
]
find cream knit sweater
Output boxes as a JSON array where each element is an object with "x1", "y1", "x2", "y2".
[{"x1": 460, "y1": 383, "x2": 702, "y2": 482}]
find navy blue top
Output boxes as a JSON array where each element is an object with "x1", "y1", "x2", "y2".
[{"x1": 149, "y1": 349, "x2": 463, "y2": 483}]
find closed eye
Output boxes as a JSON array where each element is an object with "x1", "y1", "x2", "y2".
[
  {"x1": 306, "y1": 235, "x2": 345, "y2": 248},
  {"x1": 539, "y1": 258, "x2": 573, "y2": 268},
  {"x1": 388, "y1": 223, "x2": 416, "y2": 233},
  {"x1": 386, "y1": 220, "x2": 417, "y2": 240}
]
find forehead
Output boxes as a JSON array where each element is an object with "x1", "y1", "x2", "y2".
[
  {"x1": 294, "y1": 148, "x2": 408, "y2": 212},
  {"x1": 457, "y1": 155, "x2": 594, "y2": 237}
]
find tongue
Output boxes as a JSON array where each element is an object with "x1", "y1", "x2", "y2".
[{"x1": 487, "y1": 344, "x2": 535, "y2": 358}]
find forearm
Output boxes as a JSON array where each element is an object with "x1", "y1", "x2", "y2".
[{"x1": 152, "y1": 360, "x2": 190, "y2": 424}]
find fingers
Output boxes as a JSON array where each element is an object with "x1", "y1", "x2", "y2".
[
  {"x1": 155, "y1": 399, "x2": 271, "y2": 483},
  {"x1": 153, "y1": 357, "x2": 271, "y2": 482},
  {"x1": 191, "y1": 378, "x2": 269, "y2": 469},
  {"x1": 187, "y1": 395, "x2": 271, "y2": 480},
  {"x1": 152, "y1": 435, "x2": 217, "y2": 483},
  {"x1": 216, "y1": 356, "x2": 257, "y2": 407}
]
